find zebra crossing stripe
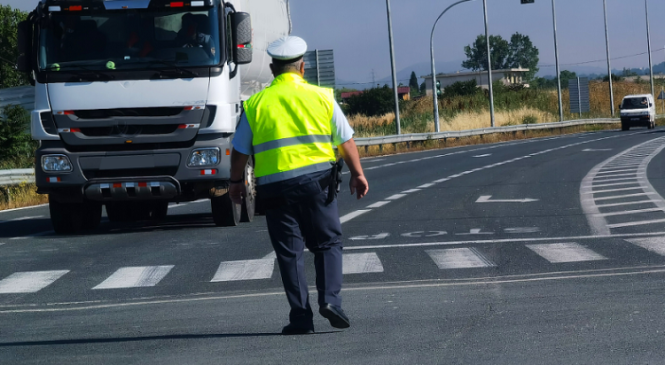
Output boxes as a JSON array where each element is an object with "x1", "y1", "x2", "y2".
[
  {"x1": 0, "y1": 270, "x2": 69, "y2": 294},
  {"x1": 93, "y1": 266, "x2": 174, "y2": 290},
  {"x1": 626, "y1": 236, "x2": 665, "y2": 256},
  {"x1": 211, "y1": 259, "x2": 275, "y2": 282},
  {"x1": 343, "y1": 253, "x2": 384, "y2": 274},
  {"x1": 426, "y1": 248, "x2": 495, "y2": 269},
  {"x1": 526, "y1": 243, "x2": 606, "y2": 263}
]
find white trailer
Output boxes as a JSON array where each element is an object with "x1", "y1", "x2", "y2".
[{"x1": 16, "y1": 0, "x2": 291, "y2": 233}]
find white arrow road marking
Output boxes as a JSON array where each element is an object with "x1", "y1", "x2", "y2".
[
  {"x1": 349, "y1": 233, "x2": 390, "y2": 241},
  {"x1": 476, "y1": 195, "x2": 539, "y2": 203},
  {"x1": 473, "y1": 154, "x2": 492, "y2": 158},
  {"x1": 401, "y1": 231, "x2": 447, "y2": 238},
  {"x1": 583, "y1": 148, "x2": 612, "y2": 152}
]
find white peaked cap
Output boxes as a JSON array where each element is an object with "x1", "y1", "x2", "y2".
[{"x1": 267, "y1": 36, "x2": 308, "y2": 61}]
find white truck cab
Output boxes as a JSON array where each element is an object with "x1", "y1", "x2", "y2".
[
  {"x1": 619, "y1": 94, "x2": 656, "y2": 131},
  {"x1": 15, "y1": 0, "x2": 291, "y2": 234}
]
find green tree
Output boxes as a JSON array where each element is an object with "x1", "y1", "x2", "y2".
[
  {"x1": 0, "y1": 105, "x2": 35, "y2": 167},
  {"x1": 462, "y1": 35, "x2": 510, "y2": 71},
  {"x1": 506, "y1": 33, "x2": 539, "y2": 80},
  {"x1": 419, "y1": 81, "x2": 426, "y2": 95},
  {"x1": 345, "y1": 85, "x2": 395, "y2": 117},
  {"x1": 0, "y1": 5, "x2": 31, "y2": 89},
  {"x1": 559, "y1": 70, "x2": 577, "y2": 89},
  {"x1": 409, "y1": 71, "x2": 419, "y2": 90},
  {"x1": 443, "y1": 80, "x2": 479, "y2": 98}
]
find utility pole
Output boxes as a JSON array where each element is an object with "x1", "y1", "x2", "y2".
[
  {"x1": 385, "y1": 0, "x2": 401, "y2": 135},
  {"x1": 645, "y1": 0, "x2": 655, "y2": 97},
  {"x1": 551, "y1": 0, "x2": 563, "y2": 122},
  {"x1": 603, "y1": 0, "x2": 615, "y2": 117},
  {"x1": 482, "y1": 0, "x2": 495, "y2": 127}
]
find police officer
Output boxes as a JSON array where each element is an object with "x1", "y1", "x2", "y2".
[{"x1": 229, "y1": 36, "x2": 369, "y2": 335}]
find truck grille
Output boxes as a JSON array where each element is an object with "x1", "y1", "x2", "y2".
[
  {"x1": 79, "y1": 125, "x2": 180, "y2": 137},
  {"x1": 83, "y1": 167, "x2": 178, "y2": 180},
  {"x1": 74, "y1": 107, "x2": 184, "y2": 119}
]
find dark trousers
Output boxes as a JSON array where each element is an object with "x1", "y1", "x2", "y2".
[{"x1": 261, "y1": 175, "x2": 343, "y2": 324}]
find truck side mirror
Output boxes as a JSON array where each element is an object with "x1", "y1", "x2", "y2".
[
  {"x1": 231, "y1": 12, "x2": 252, "y2": 65},
  {"x1": 16, "y1": 20, "x2": 33, "y2": 73}
]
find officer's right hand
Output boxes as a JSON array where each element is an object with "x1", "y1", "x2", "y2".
[
  {"x1": 229, "y1": 182, "x2": 246, "y2": 205},
  {"x1": 350, "y1": 175, "x2": 369, "y2": 200}
]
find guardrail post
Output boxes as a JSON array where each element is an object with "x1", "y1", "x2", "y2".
[
  {"x1": 379, "y1": 144, "x2": 383, "y2": 153},
  {"x1": 406, "y1": 141, "x2": 411, "y2": 149},
  {"x1": 393, "y1": 143, "x2": 397, "y2": 152},
  {"x1": 364, "y1": 145, "x2": 369, "y2": 154}
]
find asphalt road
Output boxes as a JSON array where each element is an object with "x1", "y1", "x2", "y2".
[{"x1": 4, "y1": 128, "x2": 665, "y2": 364}]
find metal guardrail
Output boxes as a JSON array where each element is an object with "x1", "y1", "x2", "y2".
[
  {"x1": 0, "y1": 117, "x2": 641, "y2": 187},
  {"x1": 0, "y1": 169, "x2": 34, "y2": 187},
  {"x1": 353, "y1": 117, "x2": 620, "y2": 147}
]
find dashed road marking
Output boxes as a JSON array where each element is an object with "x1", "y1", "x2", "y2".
[
  {"x1": 426, "y1": 248, "x2": 495, "y2": 269},
  {"x1": 93, "y1": 266, "x2": 174, "y2": 290},
  {"x1": 0, "y1": 270, "x2": 69, "y2": 294},
  {"x1": 386, "y1": 194, "x2": 406, "y2": 200},
  {"x1": 211, "y1": 258, "x2": 275, "y2": 282},
  {"x1": 340, "y1": 210, "x2": 371, "y2": 223},
  {"x1": 626, "y1": 236, "x2": 665, "y2": 256},
  {"x1": 343, "y1": 253, "x2": 384, "y2": 274},
  {"x1": 366, "y1": 201, "x2": 390, "y2": 209},
  {"x1": 526, "y1": 243, "x2": 607, "y2": 263}
]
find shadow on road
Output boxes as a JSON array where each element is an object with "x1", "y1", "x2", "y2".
[{"x1": 0, "y1": 331, "x2": 338, "y2": 347}]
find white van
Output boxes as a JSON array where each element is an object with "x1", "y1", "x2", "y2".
[{"x1": 620, "y1": 94, "x2": 656, "y2": 130}]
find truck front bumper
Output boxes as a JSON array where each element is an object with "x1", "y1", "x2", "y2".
[{"x1": 35, "y1": 134, "x2": 233, "y2": 203}]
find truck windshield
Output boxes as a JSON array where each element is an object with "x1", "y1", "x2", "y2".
[
  {"x1": 621, "y1": 97, "x2": 649, "y2": 110},
  {"x1": 38, "y1": 7, "x2": 221, "y2": 72}
]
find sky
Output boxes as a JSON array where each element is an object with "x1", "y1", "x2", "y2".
[{"x1": 5, "y1": 0, "x2": 665, "y2": 88}]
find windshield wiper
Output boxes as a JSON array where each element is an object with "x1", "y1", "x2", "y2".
[{"x1": 55, "y1": 64, "x2": 115, "y2": 82}]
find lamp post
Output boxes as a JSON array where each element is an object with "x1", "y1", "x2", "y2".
[
  {"x1": 603, "y1": 0, "x2": 615, "y2": 117},
  {"x1": 645, "y1": 0, "x2": 655, "y2": 98},
  {"x1": 385, "y1": 0, "x2": 401, "y2": 135},
  {"x1": 482, "y1": 0, "x2": 495, "y2": 127},
  {"x1": 430, "y1": 0, "x2": 475, "y2": 132},
  {"x1": 551, "y1": 0, "x2": 563, "y2": 122}
]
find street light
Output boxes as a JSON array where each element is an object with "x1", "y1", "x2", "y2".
[
  {"x1": 602, "y1": 0, "x2": 615, "y2": 117},
  {"x1": 645, "y1": 0, "x2": 655, "y2": 97},
  {"x1": 551, "y1": 0, "x2": 563, "y2": 122},
  {"x1": 430, "y1": 0, "x2": 476, "y2": 132},
  {"x1": 482, "y1": 0, "x2": 495, "y2": 128},
  {"x1": 385, "y1": 0, "x2": 401, "y2": 135}
]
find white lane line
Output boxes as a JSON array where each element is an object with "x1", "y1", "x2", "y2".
[
  {"x1": 418, "y1": 183, "x2": 435, "y2": 188},
  {"x1": 401, "y1": 189, "x2": 421, "y2": 194},
  {"x1": 169, "y1": 199, "x2": 208, "y2": 208},
  {"x1": 589, "y1": 187, "x2": 643, "y2": 194},
  {"x1": 349, "y1": 233, "x2": 390, "y2": 241},
  {"x1": 608, "y1": 219, "x2": 665, "y2": 229},
  {"x1": 594, "y1": 192, "x2": 655, "y2": 201},
  {"x1": 596, "y1": 169, "x2": 638, "y2": 174},
  {"x1": 0, "y1": 204, "x2": 48, "y2": 215},
  {"x1": 434, "y1": 178, "x2": 450, "y2": 183},
  {"x1": 626, "y1": 237, "x2": 665, "y2": 256},
  {"x1": 473, "y1": 154, "x2": 492, "y2": 158},
  {"x1": 366, "y1": 201, "x2": 390, "y2": 209},
  {"x1": 426, "y1": 248, "x2": 495, "y2": 269},
  {"x1": 590, "y1": 182, "x2": 641, "y2": 188},
  {"x1": 386, "y1": 194, "x2": 406, "y2": 200},
  {"x1": 598, "y1": 207, "x2": 663, "y2": 217},
  {"x1": 343, "y1": 253, "x2": 384, "y2": 274},
  {"x1": 93, "y1": 266, "x2": 174, "y2": 290},
  {"x1": 596, "y1": 200, "x2": 655, "y2": 208},
  {"x1": 526, "y1": 243, "x2": 607, "y2": 263},
  {"x1": 0, "y1": 216, "x2": 44, "y2": 225},
  {"x1": 211, "y1": 258, "x2": 275, "y2": 282},
  {"x1": 504, "y1": 227, "x2": 541, "y2": 234},
  {"x1": 340, "y1": 210, "x2": 371, "y2": 224},
  {"x1": 9, "y1": 231, "x2": 54, "y2": 240},
  {"x1": 0, "y1": 271, "x2": 69, "y2": 294}
]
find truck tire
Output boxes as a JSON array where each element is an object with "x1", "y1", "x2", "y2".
[
  {"x1": 211, "y1": 194, "x2": 241, "y2": 227},
  {"x1": 49, "y1": 195, "x2": 84, "y2": 234},
  {"x1": 82, "y1": 202, "x2": 102, "y2": 230},
  {"x1": 241, "y1": 158, "x2": 256, "y2": 223}
]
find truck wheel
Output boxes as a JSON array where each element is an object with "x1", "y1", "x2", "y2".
[
  {"x1": 241, "y1": 158, "x2": 256, "y2": 223},
  {"x1": 82, "y1": 202, "x2": 102, "y2": 230},
  {"x1": 49, "y1": 195, "x2": 84, "y2": 234},
  {"x1": 211, "y1": 194, "x2": 241, "y2": 227}
]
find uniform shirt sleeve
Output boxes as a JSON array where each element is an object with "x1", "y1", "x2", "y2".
[
  {"x1": 231, "y1": 113, "x2": 254, "y2": 155},
  {"x1": 331, "y1": 100, "x2": 354, "y2": 146}
]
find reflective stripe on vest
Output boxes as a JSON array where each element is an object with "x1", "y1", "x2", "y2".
[{"x1": 244, "y1": 73, "x2": 336, "y2": 182}]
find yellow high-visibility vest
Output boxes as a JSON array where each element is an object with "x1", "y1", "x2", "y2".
[{"x1": 244, "y1": 73, "x2": 336, "y2": 184}]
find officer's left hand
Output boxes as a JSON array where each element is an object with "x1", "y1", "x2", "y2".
[{"x1": 229, "y1": 182, "x2": 246, "y2": 205}]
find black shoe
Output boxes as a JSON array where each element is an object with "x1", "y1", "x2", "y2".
[
  {"x1": 281, "y1": 323, "x2": 315, "y2": 335},
  {"x1": 319, "y1": 304, "x2": 350, "y2": 329}
]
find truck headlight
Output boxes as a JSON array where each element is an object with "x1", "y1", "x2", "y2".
[
  {"x1": 188, "y1": 148, "x2": 220, "y2": 167},
  {"x1": 42, "y1": 155, "x2": 73, "y2": 172}
]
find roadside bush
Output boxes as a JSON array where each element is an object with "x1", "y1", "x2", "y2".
[
  {"x1": 0, "y1": 105, "x2": 36, "y2": 169},
  {"x1": 443, "y1": 80, "x2": 479, "y2": 98},
  {"x1": 345, "y1": 85, "x2": 395, "y2": 117}
]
